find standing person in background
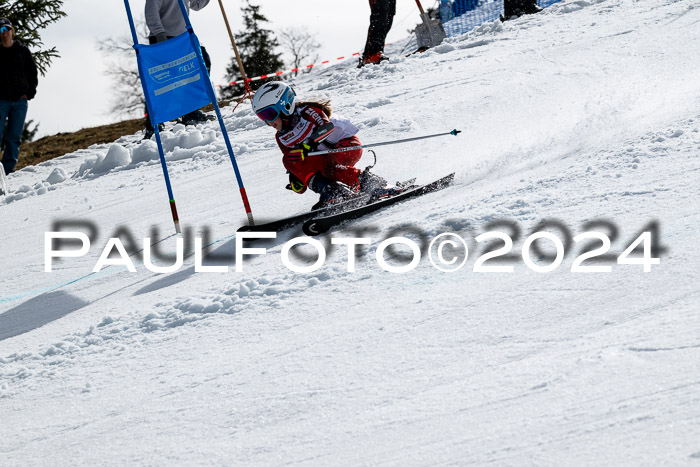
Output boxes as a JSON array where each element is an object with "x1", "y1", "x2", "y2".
[
  {"x1": 358, "y1": 0, "x2": 396, "y2": 68},
  {"x1": 143, "y1": 0, "x2": 213, "y2": 139},
  {"x1": 0, "y1": 17, "x2": 38, "y2": 175}
]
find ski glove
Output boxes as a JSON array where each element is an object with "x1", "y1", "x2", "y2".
[
  {"x1": 285, "y1": 172, "x2": 307, "y2": 194},
  {"x1": 287, "y1": 142, "x2": 313, "y2": 162},
  {"x1": 287, "y1": 123, "x2": 335, "y2": 162}
]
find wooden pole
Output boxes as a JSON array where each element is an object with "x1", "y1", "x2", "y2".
[{"x1": 217, "y1": 0, "x2": 252, "y2": 96}]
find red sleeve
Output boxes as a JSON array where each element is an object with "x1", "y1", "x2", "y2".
[
  {"x1": 300, "y1": 105, "x2": 331, "y2": 127},
  {"x1": 274, "y1": 105, "x2": 333, "y2": 185},
  {"x1": 277, "y1": 134, "x2": 314, "y2": 185},
  {"x1": 277, "y1": 104, "x2": 331, "y2": 151}
]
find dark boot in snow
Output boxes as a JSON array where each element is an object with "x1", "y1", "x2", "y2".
[
  {"x1": 357, "y1": 52, "x2": 389, "y2": 68},
  {"x1": 309, "y1": 174, "x2": 355, "y2": 210},
  {"x1": 358, "y1": 169, "x2": 387, "y2": 195},
  {"x1": 359, "y1": 169, "x2": 406, "y2": 200},
  {"x1": 143, "y1": 123, "x2": 165, "y2": 140},
  {"x1": 179, "y1": 110, "x2": 214, "y2": 126},
  {"x1": 501, "y1": 0, "x2": 541, "y2": 20},
  {"x1": 522, "y1": 1, "x2": 543, "y2": 14}
]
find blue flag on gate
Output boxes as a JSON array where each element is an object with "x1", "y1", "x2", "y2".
[{"x1": 135, "y1": 32, "x2": 211, "y2": 125}]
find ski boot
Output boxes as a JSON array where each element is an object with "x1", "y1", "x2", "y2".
[
  {"x1": 179, "y1": 110, "x2": 215, "y2": 126},
  {"x1": 357, "y1": 52, "x2": 389, "y2": 68},
  {"x1": 358, "y1": 168, "x2": 404, "y2": 200},
  {"x1": 358, "y1": 169, "x2": 387, "y2": 194},
  {"x1": 521, "y1": 1, "x2": 543, "y2": 14},
  {"x1": 501, "y1": 0, "x2": 541, "y2": 21},
  {"x1": 309, "y1": 174, "x2": 356, "y2": 211},
  {"x1": 143, "y1": 123, "x2": 164, "y2": 140}
]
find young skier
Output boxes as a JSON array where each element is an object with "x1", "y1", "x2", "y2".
[{"x1": 252, "y1": 81, "x2": 394, "y2": 210}]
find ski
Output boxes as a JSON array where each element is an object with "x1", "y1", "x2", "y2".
[
  {"x1": 0, "y1": 164, "x2": 8, "y2": 197},
  {"x1": 237, "y1": 194, "x2": 371, "y2": 235},
  {"x1": 302, "y1": 173, "x2": 455, "y2": 236},
  {"x1": 237, "y1": 178, "x2": 417, "y2": 236}
]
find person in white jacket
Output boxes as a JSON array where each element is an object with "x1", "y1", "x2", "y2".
[{"x1": 145, "y1": 0, "x2": 210, "y2": 42}]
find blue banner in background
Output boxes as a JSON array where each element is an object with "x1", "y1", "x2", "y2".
[
  {"x1": 135, "y1": 32, "x2": 211, "y2": 124},
  {"x1": 440, "y1": 0, "x2": 564, "y2": 37}
]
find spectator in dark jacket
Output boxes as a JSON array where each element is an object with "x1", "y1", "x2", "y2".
[{"x1": 0, "y1": 17, "x2": 38, "y2": 175}]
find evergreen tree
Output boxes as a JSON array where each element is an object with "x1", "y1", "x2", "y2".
[
  {"x1": 0, "y1": 0, "x2": 66, "y2": 75},
  {"x1": 220, "y1": 0, "x2": 284, "y2": 99}
]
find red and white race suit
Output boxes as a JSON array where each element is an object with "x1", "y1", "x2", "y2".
[{"x1": 275, "y1": 104, "x2": 363, "y2": 190}]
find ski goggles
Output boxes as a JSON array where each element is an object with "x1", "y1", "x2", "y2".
[
  {"x1": 0, "y1": 26, "x2": 11, "y2": 34},
  {"x1": 255, "y1": 106, "x2": 280, "y2": 123}
]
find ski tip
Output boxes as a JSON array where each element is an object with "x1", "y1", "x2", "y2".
[{"x1": 451, "y1": 129, "x2": 462, "y2": 136}]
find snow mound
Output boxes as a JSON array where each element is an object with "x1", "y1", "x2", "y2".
[
  {"x1": 45, "y1": 168, "x2": 68, "y2": 185},
  {"x1": 3, "y1": 181, "x2": 54, "y2": 203},
  {"x1": 92, "y1": 144, "x2": 132, "y2": 175},
  {"x1": 131, "y1": 140, "x2": 159, "y2": 165}
]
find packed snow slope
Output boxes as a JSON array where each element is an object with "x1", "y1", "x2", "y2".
[{"x1": 2, "y1": 0, "x2": 700, "y2": 464}]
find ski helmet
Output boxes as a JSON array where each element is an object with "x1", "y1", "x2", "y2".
[{"x1": 252, "y1": 81, "x2": 296, "y2": 123}]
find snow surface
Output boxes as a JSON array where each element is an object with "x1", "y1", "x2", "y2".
[{"x1": 2, "y1": 0, "x2": 700, "y2": 464}]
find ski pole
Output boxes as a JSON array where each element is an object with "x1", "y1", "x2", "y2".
[{"x1": 307, "y1": 129, "x2": 461, "y2": 157}]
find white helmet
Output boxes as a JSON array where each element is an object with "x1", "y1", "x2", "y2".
[{"x1": 252, "y1": 81, "x2": 296, "y2": 123}]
